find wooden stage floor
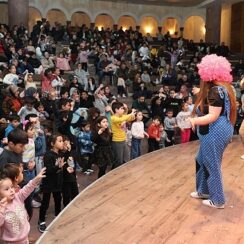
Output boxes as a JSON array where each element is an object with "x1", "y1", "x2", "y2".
[{"x1": 37, "y1": 136, "x2": 244, "y2": 244}]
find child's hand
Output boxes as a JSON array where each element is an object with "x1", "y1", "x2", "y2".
[
  {"x1": 98, "y1": 128, "x2": 105, "y2": 135},
  {"x1": 0, "y1": 197, "x2": 7, "y2": 214},
  {"x1": 28, "y1": 161, "x2": 36, "y2": 170},
  {"x1": 2, "y1": 137, "x2": 8, "y2": 144},
  {"x1": 145, "y1": 132, "x2": 149, "y2": 138},
  {"x1": 34, "y1": 167, "x2": 46, "y2": 183},
  {"x1": 58, "y1": 157, "x2": 65, "y2": 168},
  {"x1": 105, "y1": 105, "x2": 111, "y2": 112},
  {"x1": 156, "y1": 137, "x2": 160, "y2": 141},
  {"x1": 67, "y1": 167, "x2": 74, "y2": 174}
]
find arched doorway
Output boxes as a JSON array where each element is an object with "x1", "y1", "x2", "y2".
[
  {"x1": 118, "y1": 15, "x2": 136, "y2": 31},
  {"x1": 95, "y1": 14, "x2": 114, "y2": 30},
  {"x1": 162, "y1": 17, "x2": 179, "y2": 37},
  {"x1": 184, "y1": 16, "x2": 205, "y2": 42},
  {"x1": 140, "y1": 16, "x2": 158, "y2": 37},
  {"x1": 71, "y1": 12, "x2": 91, "y2": 27},
  {"x1": 29, "y1": 7, "x2": 42, "y2": 31},
  {"x1": 46, "y1": 9, "x2": 67, "y2": 26}
]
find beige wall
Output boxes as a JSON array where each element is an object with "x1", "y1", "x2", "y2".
[
  {"x1": 46, "y1": 9, "x2": 67, "y2": 26},
  {"x1": 29, "y1": 7, "x2": 42, "y2": 31},
  {"x1": 71, "y1": 12, "x2": 91, "y2": 27},
  {"x1": 0, "y1": 0, "x2": 207, "y2": 40},
  {"x1": 163, "y1": 18, "x2": 179, "y2": 35},
  {"x1": 221, "y1": 3, "x2": 231, "y2": 47},
  {"x1": 0, "y1": 3, "x2": 8, "y2": 24},
  {"x1": 184, "y1": 16, "x2": 205, "y2": 42},
  {"x1": 141, "y1": 16, "x2": 158, "y2": 36},
  {"x1": 95, "y1": 14, "x2": 114, "y2": 30},
  {"x1": 118, "y1": 16, "x2": 136, "y2": 31}
]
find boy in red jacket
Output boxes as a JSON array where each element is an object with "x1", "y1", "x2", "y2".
[{"x1": 147, "y1": 116, "x2": 161, "y2": 152}]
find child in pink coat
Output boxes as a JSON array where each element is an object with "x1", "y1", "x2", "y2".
[{"x1": 0, "y1": 166, "x2": 46, "y2": 243}]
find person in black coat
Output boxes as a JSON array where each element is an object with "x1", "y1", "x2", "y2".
[{"x1": 38, "y1": 134, "x2": 64, "y2": 233}]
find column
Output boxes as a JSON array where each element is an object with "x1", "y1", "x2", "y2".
[
  {"x1": 205, "y1": 0, "x2": 221, "y2": 44},
  {"x1": 8, "y1": 0, "x2": 29, "y2": 28},
  {"x1": 230, "y1": 2, "x2": 244, "y2": 52}
]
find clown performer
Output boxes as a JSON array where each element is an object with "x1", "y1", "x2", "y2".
[{"x1": 189, "y1": 54, "x2": 236, "y2": 209}]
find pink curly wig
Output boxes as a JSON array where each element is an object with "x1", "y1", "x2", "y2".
[{"x1": 197, "y1": 54, "x2": 233, "y2": 83}]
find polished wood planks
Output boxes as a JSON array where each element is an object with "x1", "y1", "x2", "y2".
[{"x1": 37, "y1": 137, "x2": 244, "y2": 244}]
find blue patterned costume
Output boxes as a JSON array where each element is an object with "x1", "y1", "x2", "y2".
[{"x1": 195, "y1": 86, "x2": 233, "y2": 205}]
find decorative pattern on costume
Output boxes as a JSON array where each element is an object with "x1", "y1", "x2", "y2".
[{"x1": 5, "y1": 206, "x2": 25, "y2": 234}]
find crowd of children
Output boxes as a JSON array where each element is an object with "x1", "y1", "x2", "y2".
[{"x1": 0, "y1": 19, "x2": 243, "y2": 243}]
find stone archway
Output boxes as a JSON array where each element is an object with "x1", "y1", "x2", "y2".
[
  {"x1": 140, "y1": 16, "x2": 158, "y2": 37},
  {"x1": 95, "y1": 14, "x2": 114, "y2": 30},
  {"x1": 162, "y1": 17, "x2": 179, "y2": 37},
  {"x1": 184, "y1": 16, "x2": 205, "y2": 42},
  {"x1": 118, "y1": 15, "x2": 136, "y2": 31},
  {"x1": 29, "y1": 7, "x2": 42, "y2": 31},
  {"x1": 71, "y1": 12, "x2": 91, "y2": 27},
  {"x1": 46, "y1": 9, "x2": 67, "y2": 26}
]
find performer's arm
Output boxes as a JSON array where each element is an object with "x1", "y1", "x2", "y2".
[{"x1": 189, "y1": 106, "x2": 222, "y2": 129}]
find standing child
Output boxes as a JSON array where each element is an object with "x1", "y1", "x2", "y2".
[
  {"x1": 38, "y1": 134, "x2": 64, "y2": 233},
  {"x1": 234, "y1": 100, "x2": 244, "y2": 135},
  {"x1": 159, "y1": 124, "x2": 170, "y2": 149},
  {"x1": 77, "y1": 121, "x2": 94, "y2": 175},
  {"x1": 23, "y1": 122, "x2": 38, "y2": 216},
  {"x1": 164, "y1": 109, "x2": 177, "y2": 147},
  {"x1": 131, "y1": 111, "x2": 149, "y2": 159},
  {"x1": 176, "y1": 102, "x2": 192, "y2": 143},
  {"x1": 147, "y1": 116, "x2": 161, "y2": 152},
  {"x1": 0, "y1": 167, "x2": 46, "y2": 244},
  {"x1": 111, "y1": 102, "x2": 136, "y2": 168},
  {"x1": 92, "y1": 116, "x2": 113, "y2": 178},
  {"x1": 61, "y1": 136, "x2": 79, "y2": 207}
]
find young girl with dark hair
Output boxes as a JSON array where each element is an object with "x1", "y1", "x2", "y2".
[
  {"x1": 91, "y1": 116, "x2": 113, "y2": 178},
  {"x1": 38, "y1": 134, "x2": 64, "y2": 232}
]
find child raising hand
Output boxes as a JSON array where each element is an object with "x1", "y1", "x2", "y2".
[{"x1": 0, "y1": 167, "x2": 46, "y2": 243}]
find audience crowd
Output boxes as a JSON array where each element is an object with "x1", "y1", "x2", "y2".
[{"x1": 0, "y1": 19, "x2": 243, "y2": 240}]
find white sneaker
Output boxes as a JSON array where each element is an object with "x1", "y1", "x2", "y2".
[
  {"x1": 32, "y1": 199, "x2": 41, "y2": 208},
  {"x1": 202, "y1": 199, "x2": 225, "y2": 209},
  {"x1": 122, "y1": 94, "x2": 126, "y2": 98},
  {"x1": 117, "y1": 95, "x2": 121, "y2": 98},
  {"x1": 86, "y1": 169, "x2": 94, "y2": 173},
  {"x1": 190, "y1": 191, "x2": 209, "y2": 199},
  {"x1": 84, "y1": 171, "x2": 91, "y2": 175},
  {"x1": 240, "y1": 154, "x2": 244, "y2": 159}
]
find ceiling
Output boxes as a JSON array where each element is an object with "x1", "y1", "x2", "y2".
[{"x1": 94, "y1": 0, "x2": 208, "y2": 7}]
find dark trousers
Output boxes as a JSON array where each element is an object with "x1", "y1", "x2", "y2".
[
  {"x1": 80, "y1": 154, "x2": 92, "y2": 172},
  {"x1": 131, "y1": 137, "x2": 141, "y2": 159},
  {"x1": 165, "y1": 130, "x2": 175, "y2": 147},
  {"x1": 148, "y1": 138, "x2": 159, "y2": 152},
  {"x1": 39, "y1": 191, "x2": 62, "y2": 222},
  {"x1": 98, "y1": 165, "x2": 107, "y2": 178},
  {"x1": 25, "y1": 193, "x2": 34, "y2": 220},
  {"x1": 234, "y1": 123, "x2": 242, "y2": 135},
  {"x1": 62, "y1": 182, "x2": 79, "y2": 207},
  {"x1": 117, "y1": 85, "x2": 127, "y2": 96},
  {"x1": 81, "y1": 62, "x2": 87, "y2": 71}
]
